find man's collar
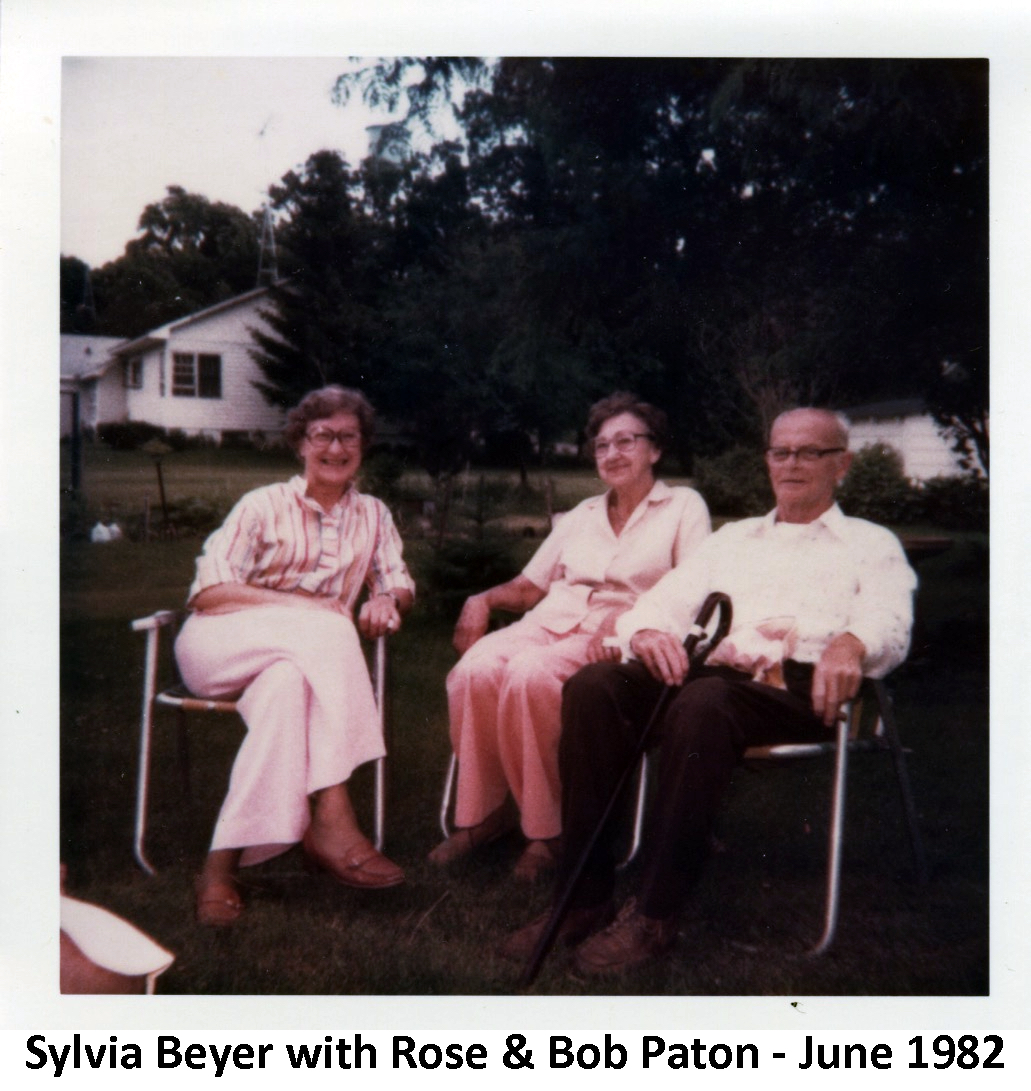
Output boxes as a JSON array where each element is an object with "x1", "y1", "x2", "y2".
[{"x1": 760, "y1": 501, "x2": 848, "y2": 538}]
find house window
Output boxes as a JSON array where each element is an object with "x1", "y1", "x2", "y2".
[
  {"x1": 123, "y1": 357, "x2": 143, "y2": 389},
  {"x1": 198, "y1": 354, "x2": 222, "y2": 398},
  {"x1": 172, "y1": 353, "x2": 222, "y2": 398}
]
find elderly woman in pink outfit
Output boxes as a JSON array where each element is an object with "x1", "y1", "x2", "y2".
[
  {"x1": 175, "y1": 386, "x2": 415, "y2": 926},
  {"x1": 430, "y1": 392, "x2": 710, "y2": 880}
]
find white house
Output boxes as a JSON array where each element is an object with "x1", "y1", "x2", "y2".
[
  {"x1": 843, "y1": 399, "x2": 978, "y2": 480},
  {"x1": 106, "y1": 287, "x2": 287, "y2": 443},
  {"x1": 60, "y1": 334, "x2": 128, "y2": 437}
]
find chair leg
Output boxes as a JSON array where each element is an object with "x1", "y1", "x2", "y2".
[
  {"x1": 439, "y1": 753, "x2": 458, "y2": 840},
  {"x1": 873, "y1": 679, "x2": 930, "y2": 885},
  {"x1": 175, "y1": 708, "x2": 192, "y2": 799},
  {"x1": 811, "y1": 708, "x2": 852, "y2": 955},
  {"x1": 617, "y1": 755, "x2": 649, "y2": 869},
  {"x1": 133, "y1": 627, "x2": 160, "y2": 876},
  {"x1": 372, "y1": 635, "x2": 387, "y2": 853}
]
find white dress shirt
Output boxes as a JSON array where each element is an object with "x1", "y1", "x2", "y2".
[{"x1": 615, "y1": 503, "x2": 917, "y2": 678}]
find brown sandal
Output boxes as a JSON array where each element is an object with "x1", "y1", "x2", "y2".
[{"x1": 194, "y1": 875, "x2": 244, "y2": 927}]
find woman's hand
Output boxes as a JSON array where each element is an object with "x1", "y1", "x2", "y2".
[
  {"x1": 453, "y1": 594, "x2": 491, "y2": 655},
  {"x1": 358, "y1": 593, "x2": 402, "y2": 639},
  {"x1": 585, "y1": 608, "x2": 625, "y2": 664},
  {"x1": 585, "y1": 632, "x2": 622, "y2": 664}
]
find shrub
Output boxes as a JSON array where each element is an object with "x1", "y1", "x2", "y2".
[
  {"x1": 455, "y1": 475, "x2": 542, "y2": 523},
  {"x1": 837, "y1": 443, "x2": 921, "y2": 524},
  {"x1": 421, "y1": 538, "x2": 521, "y2": 619},
  {"x1": 97, "y1": 421, "x2": 165, "y2": 451},
  {"x1": 692, "y1": 446, "x2": 773, "y2": 516},
  {"x1": 918, "y1": 474, "x2": 989, "y2": 532},
  {"x1": 163, "y1": 428, "x2": 193, "y2": 452},
  {"x1": 162, "y1": 497, "x2": 230, "y2": 536}
]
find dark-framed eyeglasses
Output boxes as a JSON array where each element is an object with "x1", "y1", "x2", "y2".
[
  {"x1": 306, "y1": 428, "x2": 363, "y2": 449},
  {"x1": 593, "y1": 433, "x2": 654, "y2": 458},
  {"x1": 765, "y1": 446, "x2": 846, "y2": 464}
]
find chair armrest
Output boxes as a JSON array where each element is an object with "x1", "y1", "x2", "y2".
[{"x1": 131, "y1": 610, "x2": 179, "y2": 633}]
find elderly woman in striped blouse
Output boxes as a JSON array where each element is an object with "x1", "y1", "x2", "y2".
[{"x1": 175, "y1": 386, "x2": 415, "y2": 926}]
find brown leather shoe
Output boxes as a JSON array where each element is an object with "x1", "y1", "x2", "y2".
[
  {"x1": 512, "y1": 838, "x2": 561, "y2": 883},
  {"x1": 194, "y1": 875, "x2": 244, "y2": 927},
  {"x1": 303, "y1": 831, "x2": 405, "y2": 890},
  {"x1": 428, "y1": 802, "x2": 517, "y2": 866},
  {"x1": 498, "y1": 901, "x2": 614, "y2": 962},
  {"x1": 572, "y1": 898, "x2": 676, "y2": 974}
]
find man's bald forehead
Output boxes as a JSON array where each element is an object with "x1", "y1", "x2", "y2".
[{"x1": 769, "y1": 408, "x2": 849, "y2": 447}]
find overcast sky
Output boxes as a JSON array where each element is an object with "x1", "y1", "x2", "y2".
[{"x1": 62, "y1": 57, "x2": 409, "y2": 268}]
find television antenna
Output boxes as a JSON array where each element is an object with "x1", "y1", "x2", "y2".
[{"x1": 256, "y1": 115, "x2": 279, "y2": 286}]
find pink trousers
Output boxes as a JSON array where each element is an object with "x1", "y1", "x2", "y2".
[
  {"x1": 446, "y1": 617, "x2": 594, "y2": 841},
  {"x1": 175, "y1": 606, "x2": 383, "y2": 865}
]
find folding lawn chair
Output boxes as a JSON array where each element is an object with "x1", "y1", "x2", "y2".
[
  {"x1": 130, "y1": 609, "x2": 389, "y2": 875},
  {"x1": 618, "y1": 676, "x2": 928, "y2": 954}
]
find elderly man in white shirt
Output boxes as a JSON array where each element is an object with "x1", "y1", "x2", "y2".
[{"x1": 501, "y1": 408, "x2": 918, "y2": 974}]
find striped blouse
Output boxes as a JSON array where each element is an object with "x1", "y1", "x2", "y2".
[{"x1": 187, "y1": 476, "x2": 415, "y2": 612}]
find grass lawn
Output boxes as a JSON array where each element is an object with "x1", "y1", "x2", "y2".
[{"x1": 59, "y1": 449, "x2": 988, "y2": 996}]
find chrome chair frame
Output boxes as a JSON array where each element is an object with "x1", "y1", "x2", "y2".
[{"x1": 131, "y1": 609, "x2": 388, "y2": 875}]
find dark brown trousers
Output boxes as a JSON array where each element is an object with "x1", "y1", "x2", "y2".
[{"x1": 558, "y1": 661, "x2": 831, "y2": 919}]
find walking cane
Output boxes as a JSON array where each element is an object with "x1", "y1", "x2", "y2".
[{"x1": 519, "y1": 591, "x2": 733, "y2": 988}]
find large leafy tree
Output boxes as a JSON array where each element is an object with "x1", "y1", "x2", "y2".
[
  {"x1": 60, "y1": 255, "x2": 95, "y2": 333},
  {"x1": 250, "y1": 147, "x2": 519, "y2": 479},
  {"x1": 82, "y1": 186, "x2": 262, "y2": 338},
  {"x1": 255, "y1": 57, "x2": 987, "y2": 471},
  {"x1": 703, "y1": 59, "x2": 988, "y2": 463},
  {"x1": 249, "y1": 151, "x2": 388, "y2": 405}
]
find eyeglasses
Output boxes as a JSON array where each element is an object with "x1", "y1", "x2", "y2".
[
  {"x1": 306, "y1": 428, "x2": 363, "y2": 449},
  {"x1": 593, "y1": 433, "x2": 653, "y2": 458},
  {"x1": 766, "y1": 446, "x2": 845, "y2": 463}
]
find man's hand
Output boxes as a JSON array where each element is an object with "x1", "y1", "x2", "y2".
[
  {"x1": 453, "y1": 594, "x2": 491, "y2": 655},
  {"x1": 630, "y1": 629, "x2": 689, "y2": 686},
  {"x1": 811, "y1": 633, "x2": 865, "y2": 726}
]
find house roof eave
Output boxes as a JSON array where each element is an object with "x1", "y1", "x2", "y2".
[
  {"x1": 110, "y1": 284, "x2": 277, "y2": 356},
  {"x1": 167, "y1": 285, "x2": 273, "y2": 333},
  {"x1": 842, "y1": 398, "x2": 927, "y2": 423},
  {"x1": 111, "y1": 333, "x2": 167, "y2": 357}
]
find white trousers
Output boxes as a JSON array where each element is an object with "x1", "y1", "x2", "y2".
[
  {"x1": 446, "y1": 617, "x2": 594, "y2": 841},
  {"x1": 175, "y1": 606, "x2": 383, "y2": 865}
]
